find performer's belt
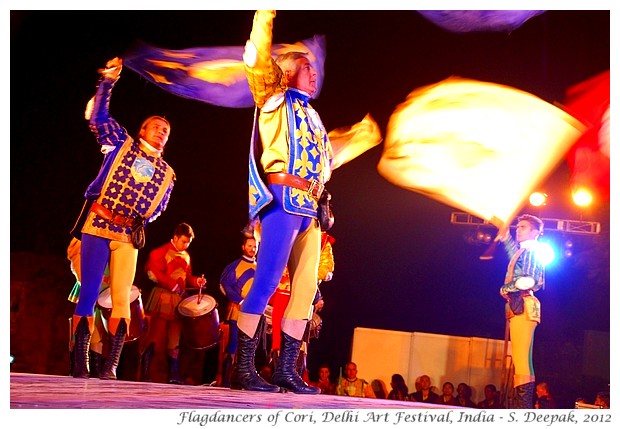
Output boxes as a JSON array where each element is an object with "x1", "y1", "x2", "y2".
[
  {"x1": 266, "y1": 173, "x2": 324, "y2": 201},
  {"x1": 90, "y1": 201, "x2": 139, "y2": 228}
]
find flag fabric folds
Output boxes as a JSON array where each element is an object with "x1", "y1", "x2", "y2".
[
  {"x1": 377, "y1": 77, "x2": 585, "y2": 229},
  {"x1": 417, "y1": 10, "x2": 545, "y2": 33},
  {"x1": 123, "y1": 35, "x2": 326, "y2": 108}
]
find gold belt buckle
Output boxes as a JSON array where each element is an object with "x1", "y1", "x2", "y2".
[{"x1": 307, "y1": 179, "x2": 324, "y2": 200}]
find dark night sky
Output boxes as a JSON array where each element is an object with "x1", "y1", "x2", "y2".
[{"x1": 9, "y1": 9, "x2": 612, "y2": 387}]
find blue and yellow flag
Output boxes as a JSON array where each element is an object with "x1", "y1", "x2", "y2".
[{"x1": 123, "y1": 36, "x2": 326, "y2": 108}]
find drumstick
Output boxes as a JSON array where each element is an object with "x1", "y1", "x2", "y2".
[{"x1": 197, "y1": 274, "x2": 205, "y2": 304}]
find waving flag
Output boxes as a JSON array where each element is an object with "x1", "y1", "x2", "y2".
[
  {"x1": 123, "y1": 35, "x2": 326, "y2": 108},
  {"x1": 418, "y1": 10, "x2": 545, "y2": 33},
  {"x1": 377, "y1": 77, "x2": 585, "y2": 229},
  {"x1": 563, "y1": 70, "x2": 610, "y2": 202}
]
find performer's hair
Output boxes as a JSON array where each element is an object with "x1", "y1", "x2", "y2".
[
  {"x1": 518, "y1": 214, "x2": 544, "y2": 233},
  {"x1": 174, "y1": 222, "x2": 195, "y2": 239},
  {"x1": 138, "y1": 115, "x2": 170, "y2": 137},
  {"x1": 275, "y1": 51, "x2": 308, "y2": 75}
]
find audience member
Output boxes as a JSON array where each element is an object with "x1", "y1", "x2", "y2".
[
  {"x1": 371, "y1": 379, "x2": 388, "y2": 399},
  {"x1": 311, "y1": 364, "x2": 336, "y2": 395},
  {"x1": 410, "y1": 374, "x2": 439, "y2": 403},
  {"x1": 594, "y1": 391, "x2": 610, "y2": 408},
  {"x1": 477, "y1": 384, "x2": 503, "y2": 409},
  {"x1": 336, "y1": 361, "x2": 376, "y2": 398},
  {"x1": 387, "y1": 373, "x2": 410, "y2": 401},
  {"x1": 456, "y1": 382, "x2": 476, "y2": 408},
  {"x1": 534, "y1": 381, "x2": 557, "y2": 409},
  {"x1": 435, "y1": 381, "x2": 459, "y2": 406}
]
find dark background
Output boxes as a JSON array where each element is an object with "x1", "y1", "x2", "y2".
[{"x1": 9, "y1": 10, "x2": 610, "y2": 407}]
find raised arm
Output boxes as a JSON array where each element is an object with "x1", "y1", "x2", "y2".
[{"x1": 243, "y1": 10, "x2": 285, "y2": 108}]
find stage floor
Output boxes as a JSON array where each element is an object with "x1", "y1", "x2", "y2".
[{"x1": 10, "y1": 372, "x2": 452, "y2": 410}]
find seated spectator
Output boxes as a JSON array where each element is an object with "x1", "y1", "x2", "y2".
[
  {"x1": 456, "y1": 382, "x2": 476, "y2": 408},
  {"x1": 310, "y1": 364, "x2": 336, "y2": 395},
  {"x1": 410, "y1": 374, "x2": 439, "y2": 403},
  {"x1": 336, "y1": 361, "x2": 376, "y2": 398},
  {"x1": 371, "y1": 379, "x2": 388, "y2": 399},
  {"x1": 534, "y1": 381, "x2": 557, "y2": 409},
  {"x1": 387, "y1": 373, "x2": 410, "y2": 401},
  {"x1": 477, "y1": 384, "x2": 503, "y2": 409},
  {"x1": 435, "y1": 381, "x2": 459, "y2": 406},
  {"x1": 594, "y1": 391, "x2": 610, "y2": 408}
]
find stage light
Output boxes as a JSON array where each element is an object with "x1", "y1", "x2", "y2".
[
  {"x1": 464, "y1": 228, "x2": 493, "y2": 246},
  {"x1": 529, "y1": 192, "x2": 547, "y2": 207},
  {"x1": 536, "y1": 241, "x2": 556, "y2": 266},
  {"x1": 475, "y1": 230, "x2": 492, "y2": 243},
  {"x1": 572, "y1": 188, "x2": 593, "y2": 207},
  {"x1": 564, "y1": 240, "x2": 574, "y2": 258}
]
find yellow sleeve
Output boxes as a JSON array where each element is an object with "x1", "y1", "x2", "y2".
[
  {"x1": 244, "y1": 10, "x2": 286, "y2": 108},
  {"x1": 317, "y1": 242, "x2": 334, "y2": 281}
]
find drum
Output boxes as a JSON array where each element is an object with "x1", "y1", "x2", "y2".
[
  {"x1": 97, "y1": 285, "x2": 148, "y2": 343},
  {"x1": 177, "y1": 294, "x2": 220, "y2": 350}
]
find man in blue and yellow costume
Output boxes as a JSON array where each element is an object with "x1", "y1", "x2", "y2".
[
  {"x1": 231, "y1": 10, "x2": 381, "y2": 394},
  {"x1": 217, "y1": 234, "x2": 257, "y2": 387},
  {"x1": 70, "y1": 57, "x2": 175, "y2": 380},
  {"x1": 499, "y1": 214, "x2": 545, "y2": 408}
]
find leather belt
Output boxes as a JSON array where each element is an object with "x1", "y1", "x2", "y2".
[
  {"x1": 266, "y1": 173, "x2": 324, "y2": 201},
  {"x1": 90, "y1": 201, "x2": 138, "y2": 228}
]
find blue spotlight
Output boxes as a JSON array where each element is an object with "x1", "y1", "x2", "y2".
[{"x1": 536, "y1": 240, "x2": 556, "y2": 266}]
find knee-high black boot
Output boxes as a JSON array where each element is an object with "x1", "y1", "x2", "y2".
[
  {"x1": 140, "y1": 343, "x2": 155, "y2": 382},
  {"x1": 230, "y1": 318, "x2": 280, "y2": 392},
  {"x1": 72, "y1": 317, "x2": 91, "y2": 379},
  {"x1": 271, "y1": 332, "x2": 320, "y2": 394},
  {"x1": 100, "y1": 319, "x2": 127, "y2": 380},
  {"x1": 514, "y1": 382, "x2": 536, "y2": 408}
]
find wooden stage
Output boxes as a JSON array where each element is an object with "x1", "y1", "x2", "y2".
[{"x1": 10, "y1": 372, "x2": 451, "y2": 410}]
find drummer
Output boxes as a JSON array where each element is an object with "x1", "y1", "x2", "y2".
[{"x1": 140, "y1": 223, "x2": 207, "y2": 384}]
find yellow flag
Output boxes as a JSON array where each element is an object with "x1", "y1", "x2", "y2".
[{"x1": 377, "y1": 77, "x2": 585, "y2": 229}]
